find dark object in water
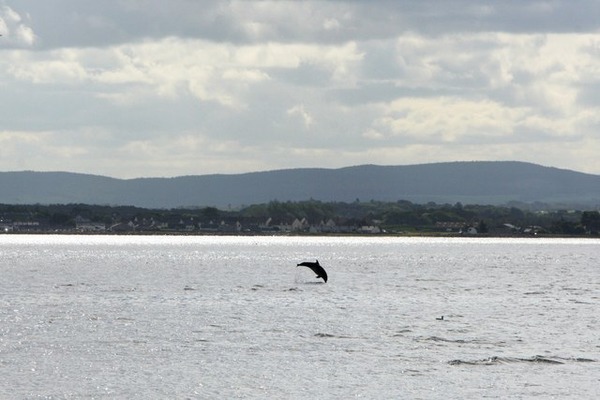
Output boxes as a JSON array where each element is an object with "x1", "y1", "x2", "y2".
[
  {"x1": 436, "y1": 316, "x2": 444, "y2": 320},
  {"x1": 297, "y1": 260, "x2": 328, "y2": 283}
]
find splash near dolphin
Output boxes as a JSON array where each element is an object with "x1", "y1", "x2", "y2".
[{"x1": 297, "y1": 260, "x2": 328, "y2": 283}]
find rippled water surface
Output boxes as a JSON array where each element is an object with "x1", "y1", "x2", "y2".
[{"x1": 1, "y1": 235, "x2": 598, "y2": 399}]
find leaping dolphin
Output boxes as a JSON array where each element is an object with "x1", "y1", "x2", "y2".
[{"x1": 297, "y1": 260, "x2": 328, "y2": 283}]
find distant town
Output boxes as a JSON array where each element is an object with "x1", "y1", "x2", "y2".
[{"x1": 1, "y1": 200, "x2": 599, "y2": 236}]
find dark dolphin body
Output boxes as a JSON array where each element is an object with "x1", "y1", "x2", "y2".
[{"x1": 297, "y1": 260, "x2": 328, "y2": 283}]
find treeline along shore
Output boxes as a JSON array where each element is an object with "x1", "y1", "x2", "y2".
[{"x1": 1, "y1": 200, "x2": 599, "y2": 236}]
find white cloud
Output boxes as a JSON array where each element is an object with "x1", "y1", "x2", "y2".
[
  {"x1": 323, "y1": 18, "x2": 341, "y2": 31},
  {"x1": 364, "y1": 32, "x2": 600, "y2": 141},
  {"x1": 0, "y1": 5, "x2": 36, "y2": 46},
  {"x1": 0, "y1": 129, "x2": 90, "y2": 172},
  {"x1": 7, "y1": 50, "x2": 88, "y2": 84},
  {"x1": 371, "y1": 97, "x2": 527, "y2": 142},
  {"x1": 5, "y1": 37, "x2": 363, "y2": 109},
  {"x1": 2, "y1": 5, "x2": 21, "y2": 23},
  {"x1": 15, "y1": 23, "x2": 35, "y2": 45},
  {"x1": 287, "y1": 104, "x2": 314, "y2": 129}
]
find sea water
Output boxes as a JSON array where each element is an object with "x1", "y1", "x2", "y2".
[{"x1": 0, "y1": 235, "x2": 598, "y2": 399}]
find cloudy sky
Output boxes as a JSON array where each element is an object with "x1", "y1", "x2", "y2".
[{"x1": 1, "y1": 1, "x2": 600, "y2": 178}]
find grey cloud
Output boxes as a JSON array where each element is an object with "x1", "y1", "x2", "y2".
[
  {"x1": 331, "y1": 84, "x2": 460, "y2": 106},
  {"x1": 9, "y1": 0, "x2": 600, "y2": 50},
  {"x1": 2, "y1": 1, "x2": 600, "y2": 177},
  {"x1": 359, "y1": 41, "x2": 405, "y2": 80},
  {"x1": 268, "y1": 62, "x2": 333, "y2": 87},
  {"x1": 577, "y1": 82, "x2": 600, "y2": 107}
]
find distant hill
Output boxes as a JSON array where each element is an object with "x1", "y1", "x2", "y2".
[{"x1": 1, "y1": 162, "x2": 599, "y2": 209}]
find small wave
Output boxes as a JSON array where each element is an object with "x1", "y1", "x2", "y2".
[
  {"x1": 102, "y1": 287, "x2": 137, "y2": 293},
  {"x1": 392, "y1": 329, "x2": 412, "y2": 337},
  {"x1": 449, "y1": 355, "x2": 595, "y2": 366},
  {"x1": 416, "y1": 336, "x2": 489, "y2": 345},
  {"x1": 314, "y1": 333, "x2": 336, "y2": 338},
  {"x1": 314, "y1": 333, "x2": 352, "y2": 339},
  {"x1": 426, "y1": 336, "x2": 466, "y2": 343},
  {"x1": 569, "y1": 299, "x2": 593, "y2": 304}
]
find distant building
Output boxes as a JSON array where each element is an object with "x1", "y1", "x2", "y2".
[
  {"x1": 12, "y1": 221, "x2": 41, "y2": 232},
  {"x1": 75, "y1": 216, "x2": 106, "y2": 232},
  {"x1": 0, "y1": 221, "x2": 12, "y2": 232},
  {"x1": 435, "y1": 221, "x2": 464, "y2": 232},
  {"x1": 461, "y1": 227, "x2": 478, "y2": 235},
  {"x1": 359, "y1": 226, "x2": 382, "y2": 234}
]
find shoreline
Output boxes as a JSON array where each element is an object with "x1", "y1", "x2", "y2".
[{"x1": 2, "y1": 230, "x2": 597, "y2": 239}]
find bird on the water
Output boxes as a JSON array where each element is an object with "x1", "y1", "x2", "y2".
[{"x1": 296, "y1": 260, "x2": 328, "y2": 283}]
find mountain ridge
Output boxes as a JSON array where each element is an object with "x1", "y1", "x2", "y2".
[{"x1": 1, "y1": 161, "x2": 599, "y2": 209}]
